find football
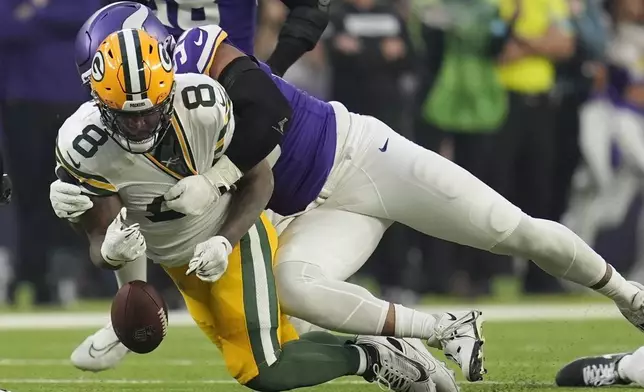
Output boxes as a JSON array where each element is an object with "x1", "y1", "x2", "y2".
[{"x1": 111, "y1": 280, "x2": 168, "y2": 354}]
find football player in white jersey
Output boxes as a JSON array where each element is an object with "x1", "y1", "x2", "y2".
[
  {"x1": 53, "y1": 8, "x2": 644, "y2": 387},
  {"x1": 53, "y1": 5, "x2": 463, "y2": 391},
  {"x1": 57, "y1": 27, "x2": 441, "y2": 392}
]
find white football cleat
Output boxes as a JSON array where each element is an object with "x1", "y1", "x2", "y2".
[
  {"x1": 70, "y1": 322, "x2": 129, "y2": 372},
  {"x1": 355, "y1": 335, "x2": 436, "y2": 392},
  {"x1": 429, "y1": 310, "x2": 485, "y2": 382},
  {"x1": 404, "y1": 338, "x2": 459, "y2": 392},
  {"x1": 617, "y1": 281, "x2": 644, "y2": 332}
]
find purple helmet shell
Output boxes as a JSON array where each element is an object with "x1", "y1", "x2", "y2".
[{"x1": 75, "y1": 1, "x2": 175, "y2": 85}]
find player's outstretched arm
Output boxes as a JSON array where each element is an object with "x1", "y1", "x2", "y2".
[
  {"x1": 74, "y1": 195, "x2": 146, "y2": 271},
  {"x1": 267, "y1": 0, "x2": 330, "y2": 76},
  {"x1": 209, "y1": 44, "x2": 292, "y2": 174},
  {"x1": 77, "y1": 195, "x2": 125, "y2": 269},
  {"x1": 217, "y1": 159, "x2": 274, "y2": 246}
]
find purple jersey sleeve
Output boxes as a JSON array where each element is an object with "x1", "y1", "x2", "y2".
[{"x1": 173, "y1": 25, "x2": 228, "y2": 76}]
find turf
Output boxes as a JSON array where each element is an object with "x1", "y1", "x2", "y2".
[{"x1": 0, "y1": 319, "x2": 641, "y2": 392}]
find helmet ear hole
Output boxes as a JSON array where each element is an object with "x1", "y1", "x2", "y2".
[
  {"x1": 108, "y1": 50, "x2": 114, "y2": 59},
  {"x1": 149, "y1": 45, "x2": 154, "y2": 54}
]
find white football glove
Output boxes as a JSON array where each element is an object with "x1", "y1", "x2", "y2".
[
  {"x1": 185, "y1": 236, "x2": 232, "y2": 282},
  {"x1": 101, "y1": 207, "x2": 147, "y2": 267},
  {"x1": 164, "y1": 155, "x2": 242, "y2": 216},
  {"x1": 50, "y1": 179, "x2": 93, "y2": 221}
]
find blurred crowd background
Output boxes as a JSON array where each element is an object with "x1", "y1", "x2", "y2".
[{"x1": 0, "y1": 0, "x2": 643, "y2": 309}]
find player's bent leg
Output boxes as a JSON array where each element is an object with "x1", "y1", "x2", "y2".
[
  {"x1": 196, "y1": 216, "x2": 432, "y2": 392},
  {"x1": 163, "y1": 264, "x2": 222, "y2": 348},
  {"x1": 275, "y1": 208, "x2": 390, "y2": 335},
  {"x1": 274, "y1": 208, "x2": 485, "y2": 381},
  {"x1": 297, "y1": 333, "x2": 456, "y2": 392},
  {"x1": 344, "y1": 114, "x2": 644, "y2": 335},
  {"x1": 70, "y1": 256, "x2": 147, "y2": 372}
]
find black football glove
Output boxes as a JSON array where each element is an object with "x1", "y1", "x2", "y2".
[{"x1": 0, "y1": 174, "x2": 11, "y2": 205}]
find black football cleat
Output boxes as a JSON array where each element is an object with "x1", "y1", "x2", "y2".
[{"x1": 555, "y1": 353, "x2": 631, "y2": 387}]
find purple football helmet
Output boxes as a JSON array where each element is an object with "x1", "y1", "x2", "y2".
[{"x1": 75, "y1": 1, "x2": 175, "y2": 85}]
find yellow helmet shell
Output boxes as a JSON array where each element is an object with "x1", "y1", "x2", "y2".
[{"x1": 90, "y1": 28, "x2": 174, "y2": 111}]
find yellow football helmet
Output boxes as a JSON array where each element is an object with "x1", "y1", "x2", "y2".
[{"x1": 90, "y1": 28, "x2": 175, "y2": 153}]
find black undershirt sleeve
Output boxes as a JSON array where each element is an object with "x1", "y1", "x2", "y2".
[
  {"x1": 266, "y1": 0, "x2": 330, "y2": 76},
  {"x1": 218, "y1": 56, "x2": 292, "y2": 173}
]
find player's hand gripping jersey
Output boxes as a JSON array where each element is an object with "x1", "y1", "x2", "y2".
[
  {"x1": 55, "y1": 73, "x2": 234, "y2": 266},
  {"x1": 174, "y1": 24, "x2": 338, "y2": 215}
]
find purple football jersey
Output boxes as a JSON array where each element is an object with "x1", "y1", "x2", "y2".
[
  {"x1": 149, "y1": 0, "x2": 257, "y2": 55},
  {"x1": 174, "y1": 25, "x2": 337, "y2": 215}
]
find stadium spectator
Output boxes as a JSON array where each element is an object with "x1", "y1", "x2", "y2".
[
  {"x1": 325, "y1": 0, "x2": 418, "y2": 299},
  {"x1": 411, "y1": 0, "x2": 508, "y2": 297},
  {"x1": 0, "y1": 0, "x2": 101, "y2": 305},
  {"x1": 550, "y1": 0, "x2": 608, "y2": 222},
  {"x1": 487, "y1": 0, "x2": 575, "y2": 293}
]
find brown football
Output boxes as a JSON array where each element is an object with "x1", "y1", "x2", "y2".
[{"x1": 110, "y1": 280, "x2": 168, "y2": 354}]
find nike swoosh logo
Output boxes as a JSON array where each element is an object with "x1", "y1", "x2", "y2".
[
  {"x1": 379, "y1": 139, "x2": 389, "y2": 152},
  {"x1": 391, "y1": 350, "x2": 431, "y2": 382},
  {"x1": 446, "y1": 312, "x2": 458, "y2": 321},
  {"x1": 88, "y1": 340, "x2": 121, "y2": 359},
  {"x1": 194, "y1": 31, "x2": 204, "y2": 46},
  {"x1": 67, "y1": 152, "x2": 81, "y2": 169}
]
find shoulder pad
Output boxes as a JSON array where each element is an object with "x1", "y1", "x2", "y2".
[
  {"x1": 173, "y1": 74, "x2": 234, "y2": 160},
  {"x1": 55, "y1": 103, "x2": 118, "y2": 197},
  {"x1": 174, "y1": 25, "x2": 229, "y2": 76}
]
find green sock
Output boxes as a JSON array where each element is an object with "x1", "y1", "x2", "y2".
[
  {"x1": 245, "y1": 332, "x2": 361, "y2": 392},
  {"x1": 299, "y1": 331, "x2": 349, "y2": 345}
]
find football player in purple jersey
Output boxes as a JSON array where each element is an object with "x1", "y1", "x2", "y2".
[{"x1": 99, "y1": 0, "x2": 329, "y2": 77}]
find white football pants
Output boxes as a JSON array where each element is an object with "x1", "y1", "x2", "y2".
[{"x1": 274, "y1": 102, "x2": 611, "y2": 335}]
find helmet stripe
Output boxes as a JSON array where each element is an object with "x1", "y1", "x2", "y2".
[
  {"x1": 116, "y1": 30, "x2": 134, "y2": 102},
  {"x1": 131, "y1": 30, "x2": 148, "y2": 100},
  {"x1": 118, "y1": 29, "x2": 146, "y2": 102}
]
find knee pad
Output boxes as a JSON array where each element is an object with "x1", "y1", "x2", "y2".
[
  {"x1": 274, "y1": 261, "x2": 325, "y2": 316},
  {"x1": 495, "y1": 214, "x2": 575, "y2": 263},
  {"x1": 492, "y1": 213, "x2": 539, "y2": 257}
]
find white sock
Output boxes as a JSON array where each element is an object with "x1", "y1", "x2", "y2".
[
  {"x1": 595, "y1": 265, "x2": 640, "y2": 306},
  {"x1": 617, "y1": 354, "x2": 634, "y2": 382},
  {"x1": 115, "y1": 255, "x2": 147, "y2": 288},
  {"x1": 393, "y1": 304, "x2": 438, "y2": 340},
  {"x1": 617, "y1": 347, "x2": 644, "y2": 385},
  {"x1": 352, "y1": 345, "x2": 368, "y2": 376}
]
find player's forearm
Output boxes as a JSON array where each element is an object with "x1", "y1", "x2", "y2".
[
  {"x1": 88, "y1": 234, "x2": 120, "y2": 270},
  {"x1": 267, "y1": 0, "x2": 330, "y2": 76},
  {"x1": 268, "y1": 0, "x2": 330, "y2": 75},
  {"x1": 79, "y1": 194, "x2": 124, "y2": 270},
  {"x1": 217, "y1": 160, "x2": 274, "y2": 246}
]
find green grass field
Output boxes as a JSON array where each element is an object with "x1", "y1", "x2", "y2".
[{"x1": 1, "y1": 314, "x2": 643, "y2": 392}]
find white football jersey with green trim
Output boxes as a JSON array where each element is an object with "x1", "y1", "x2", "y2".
[{"x1": 55, "y1": 72, "x2": 235, "y2": 266}]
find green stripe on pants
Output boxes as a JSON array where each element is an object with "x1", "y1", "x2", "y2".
[
  {"x1": 255, "y1": 218, "x2": 281, "y2": 353},
  {"x1": 241, "y1": 219, "x2": 281, "y2": 367}
]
